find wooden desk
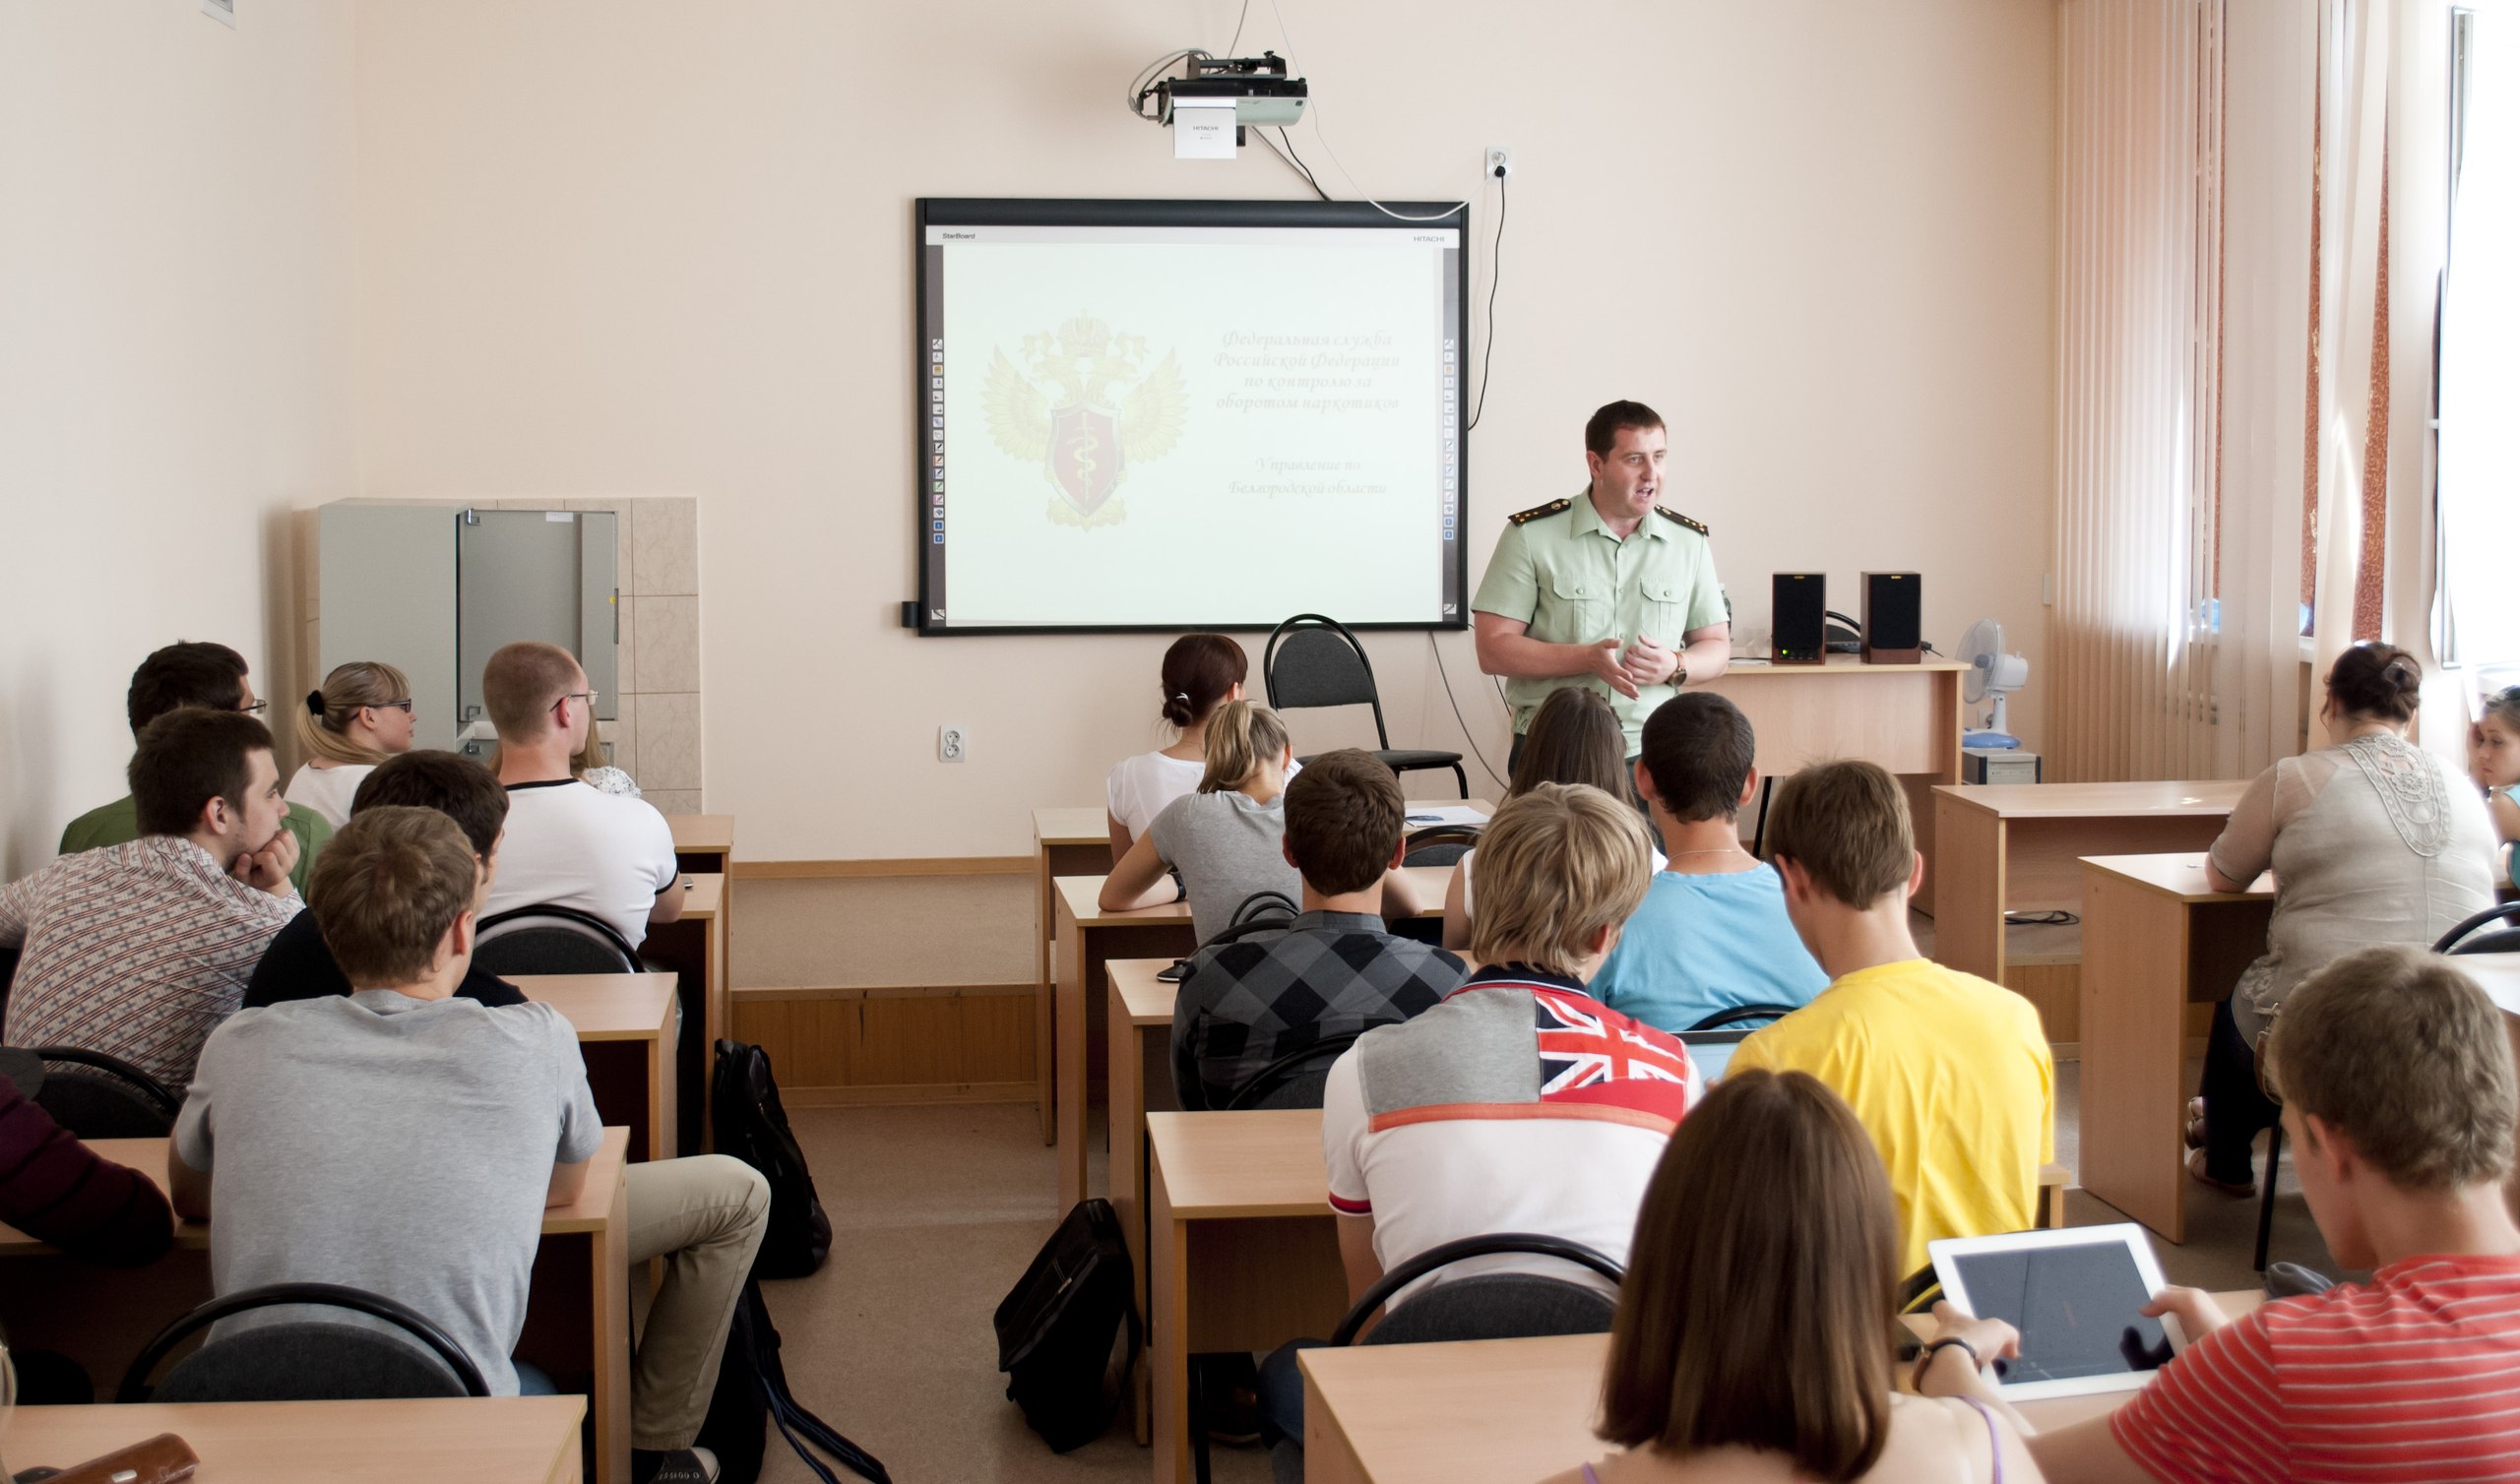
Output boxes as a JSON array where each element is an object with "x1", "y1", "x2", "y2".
[
  {"x1": 2079, "y1": 853, "x2": 2275, "y2": 1243},
  {"x1": 641, "y1": 872, "x2": 724, "y2": 1153},
  {"x1": 1303, "y1": 1295, "x2": 2268, "y2": 1484},
  {"x1": 1146, "y1": 1109, "x2": 1349, "y2": 1484},
  {"x1": 1035, "y1": 806, "x2": 1114, "y2": 1145},
  {"x1": 2, "y1": 1396, "x2": 589, "y2": 1484},
  {"x1": 1054, "y1": 866, "x2": 1457, "y2": 1213},
  {"x1": 1703, "y1": 658, "x2": 1967, "y2": 913},
  {"x1": 0, "y1": 1130, "x2": 633, "y2": 1484},
  {"x1": 517, "y1": 972, "x2": 680, "y2": 1162},
  {"x1": 663, "y1": 813, "x2": 733, "y2": 877}
]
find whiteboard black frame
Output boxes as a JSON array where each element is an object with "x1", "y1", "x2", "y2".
[{"x1": 912, "y1": 197, "x2": 1473, "y2": 637}]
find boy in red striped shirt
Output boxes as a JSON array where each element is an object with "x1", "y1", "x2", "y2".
[{"x1": 1922, "y1": 944, "x2": 2520, "y2": 1483}]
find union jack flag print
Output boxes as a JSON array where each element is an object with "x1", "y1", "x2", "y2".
[{"x1": 1530, "y1": 986, "x2": 1698, "y2": 1126}]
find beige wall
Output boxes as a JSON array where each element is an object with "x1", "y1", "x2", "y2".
[
  {"x1": 0, "y1": 0, "x2": 358, "y2": 877},
  {"x1": 349, "y1": 0, "x2": 2059, "y2": 861}
]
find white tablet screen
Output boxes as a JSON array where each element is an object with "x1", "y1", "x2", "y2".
[{"x1": 1949, "y1": 1241, "x2": 2173, "y2": 1384}]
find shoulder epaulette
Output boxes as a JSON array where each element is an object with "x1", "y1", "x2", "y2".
[
  {"x1": 1657, "y1": 506, "x2": 1709, "y2": 536},
  {"x1": 1507, "y1": 498, "x2": 1571, "y2": 526}
]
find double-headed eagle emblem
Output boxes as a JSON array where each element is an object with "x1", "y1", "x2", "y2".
[{"x1": 984, "y1": 315, "x2": 1187, "y2": 528}]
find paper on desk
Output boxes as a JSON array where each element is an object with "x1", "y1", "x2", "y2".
[{"x1": 1404, "y1": 804, "x2": 1491, "y2": 828}]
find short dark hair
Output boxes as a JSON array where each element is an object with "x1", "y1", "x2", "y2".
[
  {"x1": 128, "y1": 709, "x2": 273, "y2": 837},
  {"x1": 1639, "y1": 693, "x2": 1756, "y2": 824},
  {"x1": 1763, "y1": 760, "x2": 1913, "y2": 908},
  {"x1": 309, "y1": 807, "x2": 481, "y2": 987},
  {"x1": 1584, "y1": 400, "x2": 1667, "y2": 459},
  {"x1": 1598, "y1": 1070, "x2": 1898, "y2": 1480},
  {"x1": 127, "y1": 641, "x2": 248, "y2": 735},
  {"x1": 2324, "y1": 642, "x2": 2424, "y2": 724},
  {"x1": 1159, "y1": 634, "x2": 1248, "y2": 728},
  {"x1": 351, "y1": 750, "x2": 510, "y2": 857},
  {"x1": 1283, "y1": 750, "x2": 1405, "y2": 895}
]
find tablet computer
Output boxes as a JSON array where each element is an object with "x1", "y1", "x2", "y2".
[
  {"x1": 1927, "y1": 1224, "x2": 2186, "y2": 1400},
  {"x1": 1675, "y1": 1028, "x2": 1753, "y2": 1084}
]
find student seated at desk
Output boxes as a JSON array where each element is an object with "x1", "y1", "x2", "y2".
[
  {"x1": 576, "y1": 711, "x2": 644, "y2": 797},
  {"x1": 175, "y1": 808, "x2": 767, "y2": 1484},
  {"x1": 2188, "y1": 644, "x2": 2498, "y2": 1198},
  {"x1": 1169, "y1": 749, "x2": 1468, "y2": 1110},
  {"x1": 1921, "y1": 946, "x2": 2520, "y2": 1484},
  {"x1": 1442, "y1": 688, "x2": 1663, "y2": 953},
  {"x1": 246, "y1": 750, "x2": 525, "y2": 1009},
  {"x1": 58, "y1": 639, "x2": 330, "y2": 895},
  {"x1": 477, "y1": 641, "x2": 683, "y2": 951},
  {"x1": 1258, "y1": 784, "x2": 1698, "y2": 1468},
  {"x1": 2469, "y1": 684, "x2": 2519, "y2": 886},
  {"x1": 1104, "y1": 702, "x2": 1414, "y2": 944},
  {"x1": 1105, "y1": 633, "x2": 1256, "y2": 862},
  {"x1": 1732, "y1": 760, "x2": 2052, "y2": 1278},
  {"x1": 3, "y1": 709, "x2": 302, "y2": 1088},
  {"x1": 1588, "y1": 693, "x2": 1826, "y2": 1033},
  {"x1": 1546, "y1": 1070, "x2": 2039, "y2": 1484},
  {"x1": 284, "y1": 660, "x2": 415, "y2": 829}
]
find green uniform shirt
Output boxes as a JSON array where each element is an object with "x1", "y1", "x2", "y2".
[
  {"x1": 58, "y1": 795, "x2": 330, "y2": 896},
  {"x1": 1471, "y1": 490, "x2": 1727, "y2": 750}
]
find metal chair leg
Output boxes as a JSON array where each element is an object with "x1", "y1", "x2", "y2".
[
  {"x1": 1750, "y1": 776, "x2": 1778, "y2": 857},
  {"x1": 1188, "y1": 1353, "x2": 1213, "y2": 1484},
  {"x1": 1450, "y1": 763, "x2": 1469, "y2": 799},
  {"x1": 2253, "y1": 1120, "x2": 2284, "y2": 1271}
]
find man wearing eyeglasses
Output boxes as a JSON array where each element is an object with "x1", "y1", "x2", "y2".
[
  {"x1": 58, "y1": 641, "x2": 332, "y2": 894},
  {"x1": 477, "y1": 641, "x2": 683, "y2": 952}
]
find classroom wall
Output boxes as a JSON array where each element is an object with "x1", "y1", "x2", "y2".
[
  {"x1": 0, "y1": 0, "x2": 359, "y2": 878},
  {"x1": 347, "y1": 0, "x2": 2060, "y2": 863}
]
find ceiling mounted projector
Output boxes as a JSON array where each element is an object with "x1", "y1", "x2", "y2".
[{"x1": 1157, "y1": 51, "x2": 1307, "y2": 159}]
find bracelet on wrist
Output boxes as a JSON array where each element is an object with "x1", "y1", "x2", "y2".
[{"x1": 1912, "y1": 1335, "x2": 1981, "y2": 1392}]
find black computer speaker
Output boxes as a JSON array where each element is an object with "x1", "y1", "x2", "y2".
[
  {"x1": 1772, "y1": 574, "x2": 1827, "y2": 664},
  {"x1": 1860, "y1": 572, "x2": 1922, "y2": 664}
]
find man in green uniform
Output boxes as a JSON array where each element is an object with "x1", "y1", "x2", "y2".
[
  {"x1": 1472, "y1": 401, "x2": 1731, "y2": 764},
  {"x1": 58, "y1": 641, "x2": 330, "y2": 894}
]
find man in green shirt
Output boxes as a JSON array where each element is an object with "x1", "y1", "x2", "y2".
[
  {"x1": 1471, "y1": 401, "x2": 1731, "y2": 761},
  {"x1": 58, "y1": 642, "x2": 329, "y2": 894}
]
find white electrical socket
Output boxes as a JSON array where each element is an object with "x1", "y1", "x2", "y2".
[
  {"x1": 938, "y1": 723, "x2": 969, "y2": 764},
  {"x1": 1485, "y1": 146, "x2": 1513, "y2": 180}
]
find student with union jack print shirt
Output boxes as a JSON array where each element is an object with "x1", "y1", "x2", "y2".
[{"x1": 1258, "y1": 781, "x2": 1697, "y2": 1466}]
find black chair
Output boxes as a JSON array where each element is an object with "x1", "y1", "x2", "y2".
[
  {"x1": 1400, "y1": 824, "x2": 1480, "y2": 869},
  {"x1": 2434, "y1": 901, "x2": 2520, "y2": 956},
  {"x1": 2253, "y1": 1119, "x2": 2287, "y2": 1272},
  {"x1": 472, "y1": 903, "x2": 641, "y2": 976},
  {"x1": 1263, "y1": 614, "x2": 1468, "y2": 798},
  {"x1": 1222, "y1": 1027, "x2": 1384, "y2": 1112},
  {"x1": 25, "y1": 1046, "x2": 180, "y2": 1139},
  {"x1": 1682, "y1": 1004, "x2": 1801, "y2": 1032},
  {"x1": 1332, "y1": 1232, "x2": 1623, "y2": 1346},
  {"x1": 117, "y1": 1281, "x2": 488, "y2": 1403}
]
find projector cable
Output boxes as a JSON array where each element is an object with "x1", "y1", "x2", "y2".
[
  {"x1": 1465, "y1": 169, "x2": 1504, "y2": 431},
  {"x1": 1429, "y1": 633, "x2": 1512, "y2": 792}
]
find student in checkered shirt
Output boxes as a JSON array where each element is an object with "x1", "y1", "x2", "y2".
[{"x1": 1168, "y1": 749, "x2": 1469, "y2": 1111}]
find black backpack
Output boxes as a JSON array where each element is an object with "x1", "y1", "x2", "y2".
[
  {"x1": 993, "y1": 1199, "x2": 1140, "y2": 1452},
  {"x1": 710, "y1": 1038, "x2": 833, "y2": 1279},
  {"x1": 697, "y1": 1278, "x2": 892, "y2": 1484}
]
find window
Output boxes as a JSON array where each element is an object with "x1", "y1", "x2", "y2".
[{"x1": 2436, "y1": 5, "x2": 2520, "y2": 668}]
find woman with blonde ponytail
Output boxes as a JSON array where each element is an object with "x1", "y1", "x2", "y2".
[
  {"x1": 1101, "y1": 700, "x2": 1307, "y2": 943},
  {"x1": 284, "y1": 660, "x2": 415, "y2": 828}
]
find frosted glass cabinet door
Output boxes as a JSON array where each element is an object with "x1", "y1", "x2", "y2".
[
  {"x1": 455, "y1": 510, "x2": 621, "y2": 747},
  {"x1": 319, "y1": 504, "x2": 462, "y2": 751}
]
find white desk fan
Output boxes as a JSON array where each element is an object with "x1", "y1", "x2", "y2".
[{"x1": 1960, "y1": 617, "x2": 2028, "y2": 749}]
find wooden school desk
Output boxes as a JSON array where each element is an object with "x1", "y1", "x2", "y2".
[
  {"x1": 0, "y1": 1129, "x2": 635, "y2": 1484},
  {"x1": 2077, "y1": 853, "x2": 2274, "y2": 1242},
  {"x1": 1035, "y1": 806, "x2": 1115, "y2": 1144},
  {"x1": 1301, "y1": 1294, "x2": 2269, "y2": 1484},
  {"x1": 664, "y1": 812, "x2": 733, "y2": 878},
  {"x1": 2, "y1": 1395, "x2": 588, "y2": 1484},
  {"x1": 1702, "y1": 658, "x2": 1967, "y2": 912},
  {"x1": 1930, "y1": 780, "x2": 2247, "y2": 986},
  {"x1": 1053, "y1": 864, "x2": 1458, "y2": 1212},
  {"x1": 517, "y1": 972, "x2": 680, "y2": 1162},
  {"x1": 640, "y1": 872, "x2": 724, "y2": 1153}
]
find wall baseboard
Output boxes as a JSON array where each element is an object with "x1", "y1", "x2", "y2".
[
  {"x1": 781, "y1": 1081, "x2": 1035, "y2": 1107},
  {"x1": 732, "y1": 981, "x2": 1033, "y2": 1003},
  {"x1": 732, "y1": 856, "x2": 1031, "y2": 880}
]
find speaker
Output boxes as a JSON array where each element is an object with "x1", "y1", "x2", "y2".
[
  {"x1": 1772, "y1": 574, "x2": 1827, "y2": 664},
  {"x1": 1859, "y1": 572, "x2": 1922, "y2": 664}
]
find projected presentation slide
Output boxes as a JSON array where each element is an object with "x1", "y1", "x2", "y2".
[{"x1": 914, "y1": 200, "x2": 1467, "y2": 634}]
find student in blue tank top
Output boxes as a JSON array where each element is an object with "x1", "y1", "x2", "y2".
[{"x1": 1589, "y1": 692, "x2": 1828, "y2": 1034}]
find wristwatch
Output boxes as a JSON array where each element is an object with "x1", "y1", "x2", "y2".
[{"x1": 1912, "y1": 1335, "x2": 1981, "y2": 1392}]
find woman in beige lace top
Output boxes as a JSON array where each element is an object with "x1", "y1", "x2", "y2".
[{"x1": 2187, "y1": 643, "x2": 2500, "y2": 1195}]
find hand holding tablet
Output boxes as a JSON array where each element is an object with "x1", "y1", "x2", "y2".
[{"x1": 1926, "y1": 1223, "x2": 2189, "y2": 1399}]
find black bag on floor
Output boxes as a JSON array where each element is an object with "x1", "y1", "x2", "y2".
[
  {"x1": 712, "y1": 1038, "x2": 833, "y2": 1278},
  {"x1": 698, "y1": 1277, "x2": 892, "y2": 1484},
  {"x1": 993, "y1": 1199, "x2": 1140, "y2": 1452}
]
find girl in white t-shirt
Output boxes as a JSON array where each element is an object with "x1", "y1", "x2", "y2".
[
  {"x1": 1104, "y1": 633, "x2": 1249, "y2": 863},
  {"x1": 285, "y1": 660, "x2": 416, "y2": 829},
  {"x1": 1444, "y1": 688, "x2": 1663, "y2": 951}
]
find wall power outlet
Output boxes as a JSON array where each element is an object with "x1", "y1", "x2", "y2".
[{"x1": 938, "y1": 723, "x2": 969, "y2": 763}]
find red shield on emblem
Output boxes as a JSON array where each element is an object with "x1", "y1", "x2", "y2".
[{"x1": 1048, "y1": 403, "x2": 1122, "y2": 516}]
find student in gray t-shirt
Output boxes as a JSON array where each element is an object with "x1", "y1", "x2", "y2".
[{"x1": 172, "y1": 806, "x2": 601, "y2": 1396}]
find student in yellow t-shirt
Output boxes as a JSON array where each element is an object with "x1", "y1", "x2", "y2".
[{"x1": 1731, "y1": 759, "x2": 2053, "y2": 1276}]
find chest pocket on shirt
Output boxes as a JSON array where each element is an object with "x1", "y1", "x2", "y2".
[
  {"x1": 1640, "y1": 577, "x2": 1692, "y2": 643},
  {"x1": 1541, "y1": 572, "x2": 1610, "y2": 641}
]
